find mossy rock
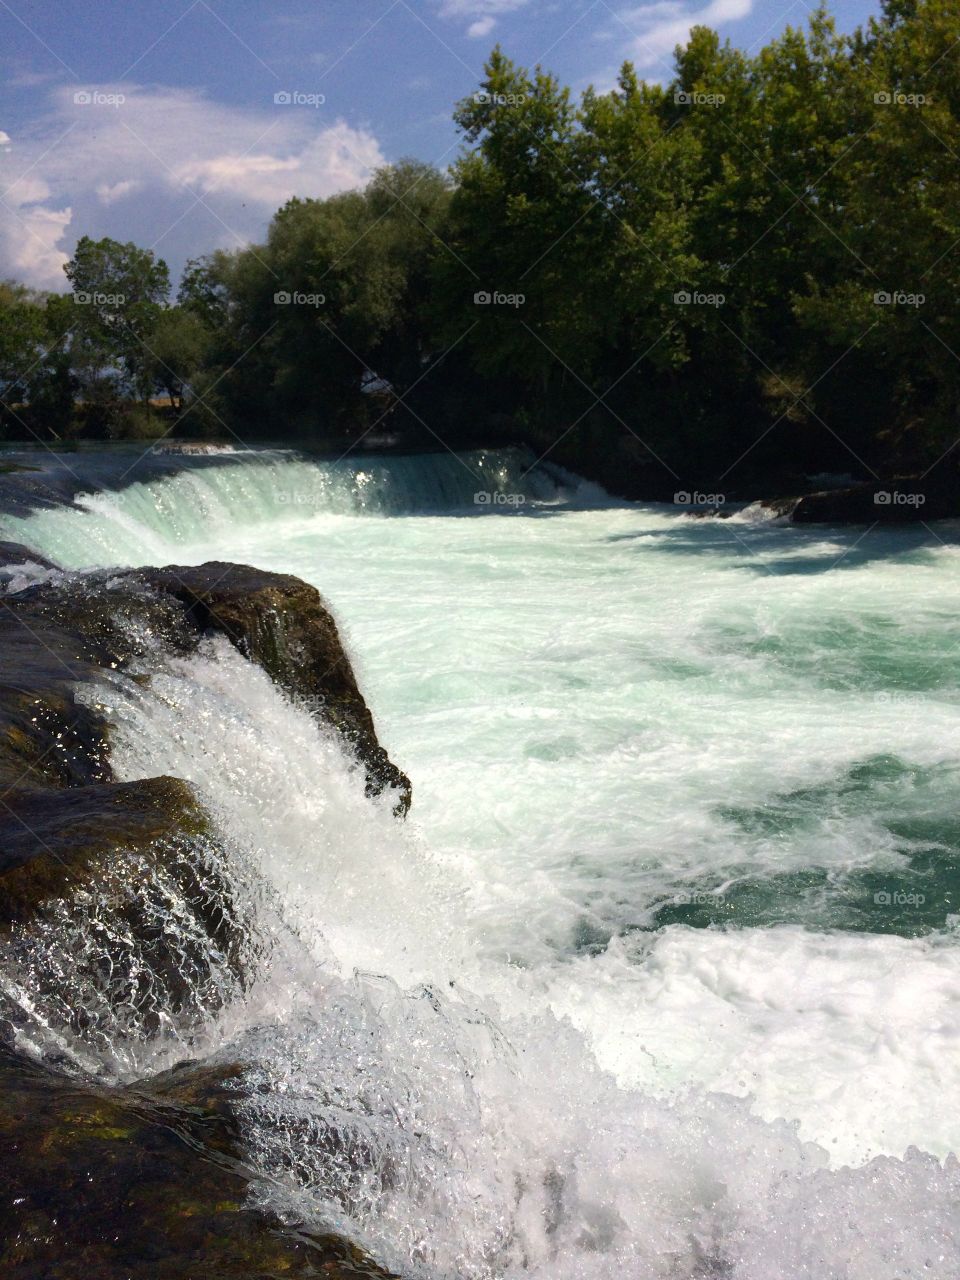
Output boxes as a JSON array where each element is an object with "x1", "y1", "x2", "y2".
[
  {"x1": 0, "y1": 776, "x2": 208, "y2": 916},
  {"x1": 0, "y1": 1048, "x2": 396, "y2": 1279}
]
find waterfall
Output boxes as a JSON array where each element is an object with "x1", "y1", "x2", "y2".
[{"x1": 0, "y1": 447, "x2": 581, "y2": 570}]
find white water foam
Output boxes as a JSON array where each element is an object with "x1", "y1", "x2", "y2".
[
  {"x1": 4, "y1": 449, "x2": 960, "y2": 1277},
  {"x1": 72, "y1": 638, "x2": 960, "y2": 1279}
]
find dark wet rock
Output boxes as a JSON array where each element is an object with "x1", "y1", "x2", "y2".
[
  {"x1": 0, "y1": 562, "x2": 410, "y2": 815},
  {"x1": 142, "y1": 563, "x2": 411, "y2": 814},
  {"x1": 0, "y1": 1047, "x2": 395, "y2": 1279},
  {"x1": 0, "y1": 776, "x2": 250, "y2": 1061},
  {"x1": 137, "y1": 1058, "x2": 251, "y2": 1158},
  {"x1": 0, "y1": 558, "x2": 408, "y2": 1277},
  {"x1": 763, "y1": 474, "x2": 960, "y2": 524},
  {"x1": 758, "y1": 494, "x2": 801, "y2": 519},
  {"x1": 0, "y1": 540, "x2": 59, "y2": 570},
  {"x1": 0, "y1": 570, "x2": 188, "y2": 794},
  {"x1": 0, "y1": 561, "x2": 407, "y2": 995},
  {"x1": 0, "y1": 776, "x2": 207, "y2": 924},
  {"x1": 0, "y1": 625, "x2": 113, "y2": 794}
]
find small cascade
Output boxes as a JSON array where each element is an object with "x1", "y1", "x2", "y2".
[
  {"x1": 0, "y1": 447, "x2": 572, "y2": 570},
  {"x1": 0, "y1": 832, "x2": 267, "y2": 1079}
]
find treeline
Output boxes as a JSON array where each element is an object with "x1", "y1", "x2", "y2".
[{"x1": 1, "y1": 0, "x2": 958, "y2": 497}]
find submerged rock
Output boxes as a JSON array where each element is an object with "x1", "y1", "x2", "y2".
[
  {"x1": 0, "y1": 776, "x2": 206, "y2": 922},
  {"x1": 0, "y1": 540, "x2": 59, "y2": 570}
]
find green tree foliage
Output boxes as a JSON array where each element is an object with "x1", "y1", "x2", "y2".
[
  {"x1": 2, "y1": 0, "x2": 957, "y2": 485},
  {"x1": 64, "y1": 236, "x2": 171, "y2": 398},
  {"x1": 143, "y1": 306, "x2": 211, "y2": 414},
  {"x1": 0, "y1": 282, "x2": 47, "y2": 411},
  {"x1": 188, "y1": 161, "x2": 453, "y2": 439},
  {"x1": 0, "y1": 283, "x2": 76, "y2": 441},
  {"x1": 790, "y1": 0, "x2": 960, "y2": 469},
  {"x1": 423, "y1": 0, "x2": 960, "y2": 487},
  {"x1": 59, "y1": 236, "x2": 172, "y2": 436}
]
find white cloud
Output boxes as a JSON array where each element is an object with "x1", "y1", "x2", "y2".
[
  {"x1": 439, "y1": 0, "x2": 525, "y2": 12},
  {"x1": 0, "y1": 84, "x2": 385, "y2": 289},
  {"x1": 467, "y1": 16, "x2": 497, "y2": 37},
  {"x1": 437, "y1": 0, "x2": 530, "y2": 35},
  {"x1": 96, "y1": 179, "x2": 141, "y2": 204},
  {"x1": 0, "y1": 130, "x2": 11, "y2": 148},
  {"x1": 175, "y1": 122, "x2": 382, "y2": 205},
  {"x1": 1, "y1": 68, "x2": 60, "y2": 90},
  {"x1": 0, "y1": 149, "x2": 71, "y2": 288},
  {"x1": 4, "y1": 202, "x2": 73, "y2": 288},
  {"x1": 614, "y1": 0, "x2": 753, "y2": 69}
]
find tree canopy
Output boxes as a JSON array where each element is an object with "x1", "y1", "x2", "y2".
[{"x1": 1, "y1": 0, "x2": 957, "y2": 494}]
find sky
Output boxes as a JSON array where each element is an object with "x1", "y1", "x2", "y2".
[{"x1": 1, "y1": 0, "x2": 879, "y2": 292}]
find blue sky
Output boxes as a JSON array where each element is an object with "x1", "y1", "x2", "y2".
[{"x1": 1, "y1": 0, "x2": 879, "y2": 291}]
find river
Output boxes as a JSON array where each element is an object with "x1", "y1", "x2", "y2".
[{"x1": 3, "y1": 446, "x2": 960, "y2": 1278}]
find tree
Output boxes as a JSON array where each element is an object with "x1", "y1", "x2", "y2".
[
  {"x1": 143, "y1": 306, "x2": 211, "y2": 414},
  {"x1": 64, "y1": 236, "x2": 171, "y2": 401},
  {"x1": 0, "y1": 281, "x2": 47, "y2": 411},
  {"x1": 3, "y1": 1, "x2": 957, "y2": 481},
  {"x1": 188, "y1": 163, "x2": 454, "y2": 440}
]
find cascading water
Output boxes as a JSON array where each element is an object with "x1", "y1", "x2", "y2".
[
  {"x1": 1, "y1": 446, "x2": 573, "y2": 569},
  {"x1": 3, "y1": 447, "x2": 960, "y2": 1278}
]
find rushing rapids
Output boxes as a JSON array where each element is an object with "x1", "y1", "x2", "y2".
[{"x1": 2, "y1": 446, "x2": 960, "y2": 1278}]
